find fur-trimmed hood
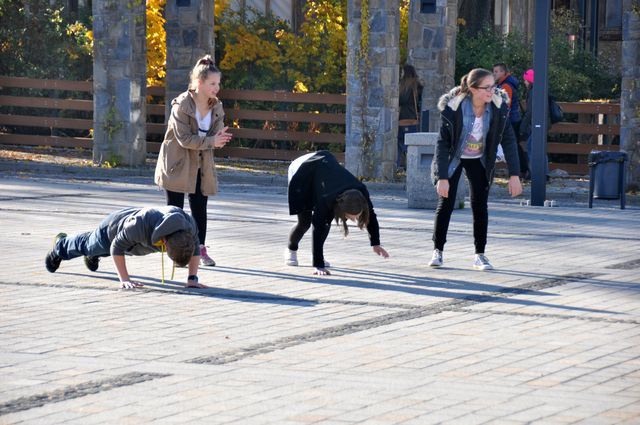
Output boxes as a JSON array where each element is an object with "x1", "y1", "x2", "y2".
[{"x1": 437, "y1": 87, "x2": 509, "y2": 112}]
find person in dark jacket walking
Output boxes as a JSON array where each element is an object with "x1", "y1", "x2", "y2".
[
  {"x1": 519, "y1": 68, "x2": 550, "y2": 179},
  {"x1": 429, "y1": 68, "x2": 522, "y2": 270},
  {"x1": 44, "y1": 206, "x2": 207, "y2": 289},
  {"x1": 397, "y1": 64, "x2": 424, "y2": 168},
  {"x1": 286, "y1": 151, "x2": 389, "y2": 275},
  {"x1": 493, "y1": 62, "x2": 528, "y2": 176}
]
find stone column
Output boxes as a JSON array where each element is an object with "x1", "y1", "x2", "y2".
[
  {"x1": 621, "y1": 1, "x2": 640, "y2": 190},
  {"x1": 406, "y1": 0, "x2": 457, "y2": 132},
  {"x1": 165, "y1": 0, "x2": 215, "y2": 116},
  {"x1": 346, "y1": 0, "x2": 400, "y2": 180},
  {"x1": 92, "y1": 0, "x2": 147, "y2": 167}
]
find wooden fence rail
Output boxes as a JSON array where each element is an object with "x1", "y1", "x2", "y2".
[{"x1": 0, "y1": 76, "x2": 620, "y2": 173}]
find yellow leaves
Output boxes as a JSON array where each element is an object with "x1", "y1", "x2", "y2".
[
  {"x1": 146, "y1": 0, "x2": 166, "y2": 86},
  {"x1": 214, "y1": 0, "x2": 231, "y2": 19},
  {"x1": 220, "y1": 27, "x2": 283, "y2": 75},
  {"x1": 294, "y1": 81, "x2": 309, "y2": 93}
]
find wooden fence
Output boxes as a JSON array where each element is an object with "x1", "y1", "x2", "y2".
[{"x1": 0, "y1": 76, "x2": 620, "y2": 174}]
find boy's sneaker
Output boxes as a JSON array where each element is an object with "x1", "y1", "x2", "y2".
[
  {"x1": 473, "y1": 254, "x2": 494, "y2": 271},
  {"x1": 84, "y1": 256, "x2": 100, "y2": 272},
  {"x1": 199, "y1": 245, "x2": 216, "y2": 267},
  {"x1": 45, "y1": 232, "x2": 67, "y2": 273},
  {"x1": 285, "y1": 248, "x2": 298, "y2": 266},
  {"x1": 428, "y1": 249, "x2": 443, "y2": 267}
]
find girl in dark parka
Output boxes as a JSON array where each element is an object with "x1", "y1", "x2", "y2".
[
  {"x1": 286, "y1": 151, "x2": 389, "y2": 275},
  {"x1": 429, "y1": 68, "x2": 523, "y2": 270}
]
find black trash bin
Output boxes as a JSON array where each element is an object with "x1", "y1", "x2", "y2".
[{"x1": 588, "y1": 150, "x2": 628, "y2": 209}]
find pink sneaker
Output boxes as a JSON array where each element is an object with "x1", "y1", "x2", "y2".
[{"x1": 199, "y1": 244, "x2": 216, "y2": 266}]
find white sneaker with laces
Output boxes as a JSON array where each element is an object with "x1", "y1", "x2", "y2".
[
  {"x1": 285, "y1": 249, "x2": 298, "y2": 266},
  {"x1": 428, "y1": 249, "x2": 443, "y2": 267},
  {"x1": 473, "y1": 254, "x2": 494, "y2": 270}
]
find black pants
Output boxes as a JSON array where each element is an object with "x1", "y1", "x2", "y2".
[
  {"x1": 288, "y1": 210, "x2": 312, "y2": 251},
  {"x1": 433, "y1": 159, "x2": 489, "y2": 254},
  {"x1": 512, "y1": 121, "x2": 529, "y2": 174},
  {"x1": 165, "y1": 172, "x2": 208, "y2": 245}
]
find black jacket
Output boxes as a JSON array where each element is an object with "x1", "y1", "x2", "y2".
[
  {"x1": 399, "y1": 84, "x2": 423, "y2": 121},
  {"x1": 288, "y1": 151, "x2": 381, "y2": 268},
  {"x1": 431, "y1": 87, "x2": 520, "y2": 185}
]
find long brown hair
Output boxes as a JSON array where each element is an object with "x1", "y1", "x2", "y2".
[
  {"x1": 188, "y1": 55, "x2": 221, "y2": 90},
  {"x1": 399, "y1": 64, "x2": 421, "y2": 97},
  {"x1": 333, "y1": 189, "x2": 370, "y2": 237},
  {"x1": 459, "y1": 68, "x2": 493, "y2": 95}
]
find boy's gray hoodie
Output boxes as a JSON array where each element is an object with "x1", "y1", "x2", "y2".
[{"x1": 106, "y1": 206, "x2": 199, "y2": 257}]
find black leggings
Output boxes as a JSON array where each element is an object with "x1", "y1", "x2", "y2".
[
  {"x1": 288, "y1": 210, "x2": 312, "y2": 251},
  {"x1": 165, "y1": 172, "x2": 208, "y2": 245},
  {"x1": 433, "y1": 159, "x2": 489, "y2": 254}
]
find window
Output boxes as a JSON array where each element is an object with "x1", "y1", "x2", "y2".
[
  {"x1": 494, "y1": 0, "x2": 511, "y2": 35},
  {"x1": 604, "y1": 0, "x2": 622, "y2": 29}
]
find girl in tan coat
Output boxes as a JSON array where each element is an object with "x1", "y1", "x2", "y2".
[{"x1": 155, "y1": 55, "x2": 232, "y2": 266}]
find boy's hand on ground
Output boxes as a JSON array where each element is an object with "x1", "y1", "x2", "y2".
[
  {"x1": 185, "y1": 279, "x2": 209, "y2": 289},
  {"x1": 373, "y1": 245, "x2": 389, "y2": 258},
  {"x1": 313, "y1": 267, "x2": 331, "y2": 276},
  {"x1": 120, "y1": 280, "x2": 144, "y2": 290}
]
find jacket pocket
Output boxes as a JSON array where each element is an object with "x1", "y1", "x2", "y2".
[{"x1": 169, "y1": 158, "x2": 184, "y2": 174}]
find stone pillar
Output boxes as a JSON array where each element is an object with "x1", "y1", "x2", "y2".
[
  {"x1": 92, "y1": 0, "x2": 147, "y2": 167},
  {"x1": 406, "y1": 132, "x2": 466, "y2": 209},
  {"x1": 621, "y1": 1, "x2": 640, "y2": 190},
  {"x1": 406, "y1": 0, "x2": 457, "y2": 132},
  {"x1": 165, "y1": 0, "x2": 215, "y2": 116},
  {"x1": 346, "y1": 0, "x2": 400, "y2": 180}
]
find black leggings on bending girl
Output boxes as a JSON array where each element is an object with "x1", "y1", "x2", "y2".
[{"x1": 288, "y1": 211, "x2": 312, "y2": 251}]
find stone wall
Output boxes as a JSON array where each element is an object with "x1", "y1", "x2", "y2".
[
  {"x1": 345, "y1": 0, "x2": 400, "y2": 180},
  {"x1": 406, "y1": 0, "x2": 457, "y2": 132},
  {"x1": 92, "y1": 0, "x2": 147, "y2": 167}
]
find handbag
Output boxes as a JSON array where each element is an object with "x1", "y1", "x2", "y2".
[
  {"x1": 549, "y1": 96, "x2": 564, "y2": 124},
  {"x1": 398, "y1": 87, "x2": 420, "y2": 127}
]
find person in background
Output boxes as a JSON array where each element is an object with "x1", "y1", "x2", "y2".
[
  {"x1": 519, "y1": 68, "x2": 549, "y2": 179},
  {"x1": 397, "y1": 64, "x2": 424, "y2": 169},
  {"x1": 155, "y1": 55, "x2": 233, "y2": 267},
  {"x1": 493, "y1": 62, "x2": 528, "y2": 178}
]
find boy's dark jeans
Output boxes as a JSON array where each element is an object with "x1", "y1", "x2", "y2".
[
  {"x1": 54, "y1": 214, "x2": 113, "y2": 260},
  {"x1": 432, "y1": 159, "x2": 489, "y2": 254}
]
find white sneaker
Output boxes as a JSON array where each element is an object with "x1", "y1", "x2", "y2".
[
  {"x1": 285, "y1": 249, "x2": 298, "y2": 266},
  {"x1": 473, "y1": 254, "x2": 494, "y2": 271},
  {"x1": 428, "y1": 249, "x2": 443, "y2": 267}
]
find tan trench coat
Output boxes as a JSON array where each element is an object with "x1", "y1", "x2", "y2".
[{"x1": 154, "y1": 90, "x2": 225, "y2": 196}]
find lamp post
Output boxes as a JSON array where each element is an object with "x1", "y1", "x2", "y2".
[{"x1": 531, "y1": 0, "x2": 551, "y2": 206}]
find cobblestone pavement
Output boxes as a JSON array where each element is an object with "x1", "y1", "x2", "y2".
[{"x1": 0, "y1": 173, "x2": 639, "y2": 424}]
